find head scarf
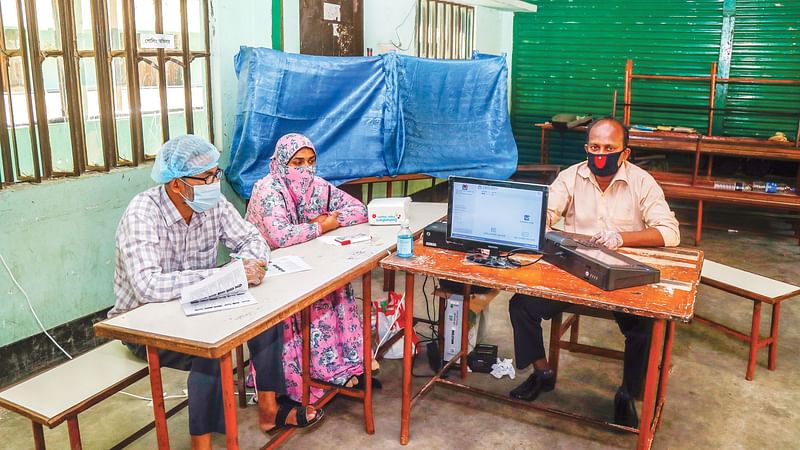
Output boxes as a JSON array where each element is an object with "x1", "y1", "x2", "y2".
[{"x1": 269, "y1": 133, "x2": 320, "y2": 222}]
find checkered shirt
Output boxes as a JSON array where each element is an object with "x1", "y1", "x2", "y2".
[{"x1": 109, "y1": 185, "x2": 270, "y2": 317}]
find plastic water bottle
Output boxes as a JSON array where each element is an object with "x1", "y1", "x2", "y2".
[
  {"x1": 397, "y1": 219, "x2": 414, "y2": 258},
  {"x1": 713, "y1": 181, "x2": 752, "y2": 192},
  {"x1": 751, "y1": 181, "x2": 796, "y2": 194},
  {"x1": 714, "y1": 180, "x2": 796, "y2": 194}
]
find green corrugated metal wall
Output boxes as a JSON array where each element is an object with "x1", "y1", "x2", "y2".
[
  {"x1": 723, "y1": 0, "x2": 800, "y2": 138},
  {"x1": 511, "y1": 0, "x2": 800, "y2": 165}
]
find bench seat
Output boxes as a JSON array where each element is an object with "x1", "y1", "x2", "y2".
[
  {"x1": 0, "y1": 342, "x2": 148, "y2": 449},
  {"x1": 697, "y1": 260, "x2": 800, "y2": 380}
]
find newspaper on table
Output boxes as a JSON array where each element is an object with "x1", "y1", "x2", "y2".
[{"x1": 180, "y1": 259, "x2": 256, "y2": 316}]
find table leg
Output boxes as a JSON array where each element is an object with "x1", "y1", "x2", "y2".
[
  {"x1": 236, "y1": 346, "x2": 246, "y2": 409},
  {"x1": 302, "y1": 307, "x2": 312, "y2": 405},
  {"x1": 460, "y1": 285, "x2": 471, "y2": 379},
  {"x1": 67, "y1": 417, "x2": 82, "y2": 450},
  {"x1": 746, "y1": 301, "x2": 762, "y2": 381},
  {"x1": 146, "y1": 346, "x2": 170, "y2": 450},
  {"x1": 400, "y1": 272, "x2": 415, "y2": 445},
  {"x1": 219, "y1": 353, "x2": 239, "y2": 449},
  {"x1": 768, "y1": 303, "x2": 780, "y2": 370},
  {"x1": 656, "y1": 321, "x2": 676, "y2": 427},
  {"x1": 548, "y1": 313, "x2": 563, "y2": 382},
  {"x1": 362, "y1": 272, "x2": 375, "y2": 434},
  {"x1": 637, "y1": 319, "x2": 665, "y2": 450},
  {"x1": 32, "y1": 422, "x2": 45, "y2": 450},
  {"x1": 383, "y1": 268, "x2": 395, "y2": 292}
]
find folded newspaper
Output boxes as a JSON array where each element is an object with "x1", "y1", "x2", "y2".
[{"x1": 180, "y1": 259, "x2": 256, "y2": 316}]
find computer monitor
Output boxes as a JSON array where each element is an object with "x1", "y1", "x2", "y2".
[{"x1": 446, "y1": 176, "x2": 549, "y2": 268}]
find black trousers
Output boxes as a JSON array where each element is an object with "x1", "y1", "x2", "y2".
[
  {"x1": 508, "y1": 294, "x2": 652, "y2": 396},
  {"x1": 126, "y1": 324, "x2": 285, "y2": 436}
]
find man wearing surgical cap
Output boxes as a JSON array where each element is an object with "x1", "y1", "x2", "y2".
[{"x1": 110, "y1": 135, "x2": 321, "y2": 449}]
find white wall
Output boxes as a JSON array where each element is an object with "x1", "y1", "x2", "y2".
[
  {"x1": 281, "y1": 0, "x2": 513, "y2": 61},
  {"x1": 364, "y1": 0, "x2": 418, "y2": 55},
  {"x1": 474, "y1": 7, "x2": 514, "y2": 70},
  {"x1": 209, "y1": 0, "x2": 272, "y2": 154}
]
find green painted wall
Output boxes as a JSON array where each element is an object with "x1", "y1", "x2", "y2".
[
  {"x1": 0, "y1": 0, "x2": 272, "y2": 347},
  {"x1": 511, "y1": 0, "x2": 800, "y2": 167}
]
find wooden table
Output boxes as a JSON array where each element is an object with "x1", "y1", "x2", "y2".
[
  {"x1": 94, "y1": 202, "x2": 447, "y2": 449},
  {"x1": 381, "y1": 243, "x2": 703, "y2": 450}
]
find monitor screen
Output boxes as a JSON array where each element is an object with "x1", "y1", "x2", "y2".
[{"x1": 446, "y1": 176, "x2": 549, "y2": 253}]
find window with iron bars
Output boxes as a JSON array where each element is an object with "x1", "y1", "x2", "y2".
[
  {"x1": 0, "y1": 0, "x2": 212, "y2": 187},
  {"x1": 416, "y1": 0, "x2": 474, "y2": 59}
]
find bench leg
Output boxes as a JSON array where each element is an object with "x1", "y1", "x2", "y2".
[
  {"x1": 146, "y1": 346, "x2": 170, "y2": 449},
  {"x1": 695, "y1": 200, "x2": 703, "y2": 245},
  {"x1": 67, "y1": 416, "x2": 83, "y2": 450},
  {"x1": 219, "y1": 353, "x2": 239, "y2": 449},
  {"x1": 768, "y1": 303, "x2": 781, "y2": 371},
  {"x1": 362, "y1": 272, "x2": 375, "y2": 434},
  {"x1": 32, "y1": 422, "x2": 45, "y2": 450},
  {"x1": 746, "y1": 301, "x2": 762, "y2": 381},
  {"x1": 67, "y1": 417, "x2": 82, "y2": 450},
  {"x1": 549, "y1": 312, "x2": 563, "y2": 383},
  {"x1": 569, "y1": 315, "x2": 581, "y2": 344}
]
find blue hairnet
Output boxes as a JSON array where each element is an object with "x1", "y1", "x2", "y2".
[{"x1": 151, "y1": 135, "x2": 220, "y2": 183}]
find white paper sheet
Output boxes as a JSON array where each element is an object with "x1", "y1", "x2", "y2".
[
  {"x1": 323, "y1": 2, "x2": 341, "y2": 21},
  {"x1": 264, "y1": 256, "x2": 313, "y2": 278}
]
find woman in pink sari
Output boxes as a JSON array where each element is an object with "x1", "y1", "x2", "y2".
[{"x1": 246, "y1": 133, "x2": 371, "y2": 403}]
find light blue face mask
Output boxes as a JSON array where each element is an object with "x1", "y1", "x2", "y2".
[{"x1": 180, "y1": 180, "x2": 222, "y2": 212}]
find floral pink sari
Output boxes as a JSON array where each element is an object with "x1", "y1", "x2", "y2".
[{"x1": 246, "y1": 133, "x2": 367, "y2": 402}]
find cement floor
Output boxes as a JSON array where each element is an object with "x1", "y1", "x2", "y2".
[{"x1": 1, "y1": 217, "x2": 799, "y2": 449}]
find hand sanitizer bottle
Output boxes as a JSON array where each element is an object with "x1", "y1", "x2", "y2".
[{"x1": 397, "y1": 219, "x2": 414, "y2": 258}]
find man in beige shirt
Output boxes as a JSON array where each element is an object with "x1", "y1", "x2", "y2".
[{"x1": 508, "y1": 117, "x2": 680, "y2": 428}]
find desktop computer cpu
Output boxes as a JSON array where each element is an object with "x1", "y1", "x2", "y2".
[
  {"x1": 443, "y1": 295, "x2": 464, "y2": 362},
  {"x1": 442, "y1": 294, "x2": 484, "y2": 362}
]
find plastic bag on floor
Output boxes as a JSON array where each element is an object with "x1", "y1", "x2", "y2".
[{"x1": 373, "y1": 291, "x2": 417, "y2": 359}]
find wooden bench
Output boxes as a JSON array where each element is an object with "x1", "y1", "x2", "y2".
[
  {"x1": 0, "y1": 342, "x2": 149, "y2": 449},
  {"x1": 697, "y1": 259, "x2": 800, "y2": 380}
]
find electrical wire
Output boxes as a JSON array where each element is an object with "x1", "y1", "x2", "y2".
[
  {"x1": 390, "y1": 2, "x2": 417, "y2": 51},
  {"x1": 0, "y1": 252, "x2": 73, "y2": 360},
  {"x1": 117, "y1": 390, "x2": 188, "y2": 402}
]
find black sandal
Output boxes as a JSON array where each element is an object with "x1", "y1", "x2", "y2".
[{"x1": 272, "y1": 403, "x2": 324, "y2": 430}]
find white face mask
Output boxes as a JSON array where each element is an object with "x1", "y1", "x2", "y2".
[{"x1": 180, "y1": 181, "x2": 222, "y2": 212}]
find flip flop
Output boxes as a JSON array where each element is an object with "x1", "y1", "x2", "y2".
[
  {"x1": 270, "y1": 403, "x2": 324, "y2": 430},
  {"x1": 349, "y1": 374, "x2": 383, "y2": 390}
]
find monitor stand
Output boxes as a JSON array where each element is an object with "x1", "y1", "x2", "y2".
[{"x1": 466, "y1": 247, "x2": 515, "y2": 269}]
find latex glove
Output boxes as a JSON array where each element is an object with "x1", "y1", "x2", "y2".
[
  {"x1": 243, "y1": 259, "x2": 267, "y2": 286},
  {"x1": 490, "y1": 358, "x2": 516, "y2": 380},
  {"x1": 591, "y1": 230, "x2": 624, "y2": 250}
]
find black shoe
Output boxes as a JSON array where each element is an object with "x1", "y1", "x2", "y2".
[
  {"x1": 613, "y1": 386, "x2": 639, "y2": 428},
  {"x1": 509, "y1": 369, "x2": 555, "y2": 402}
]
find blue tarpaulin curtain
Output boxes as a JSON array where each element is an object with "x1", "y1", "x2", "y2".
[{"x1": 228, "y1": 47, "x2": 517, "y2": 199}]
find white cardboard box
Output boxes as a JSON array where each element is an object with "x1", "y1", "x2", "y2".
[{"x1": 367, "y1": 197, "x2": 411, "y2": 225}]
